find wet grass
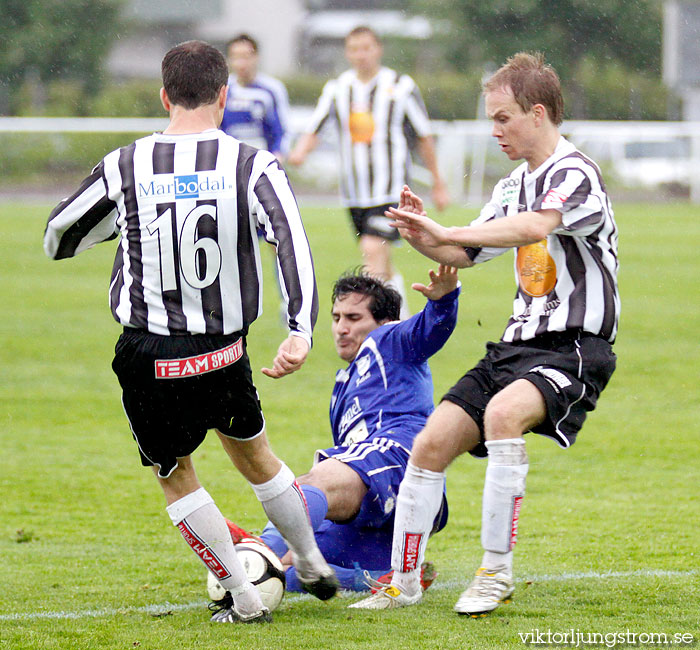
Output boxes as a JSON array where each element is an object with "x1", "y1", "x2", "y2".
[{"x1": 0, "y1": 201, "x2": 698, "y2": 649}]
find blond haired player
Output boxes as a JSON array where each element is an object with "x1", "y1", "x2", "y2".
[{"x1": 351, "y1": 52, "x2": 619, "y2": 616}]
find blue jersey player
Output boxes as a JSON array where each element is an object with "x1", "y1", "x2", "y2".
[
  {"x1": 218, "y1": 265, "x2": 459, "y2": 597},
  {"x1": 220, "y1": 34, "x2": 290, "y2": 159}
]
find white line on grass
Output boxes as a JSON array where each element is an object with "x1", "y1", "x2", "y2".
[
  {"x1": 3, "y1": 569, "x2": 695, "y2": 622},
  {"x1": 0, "y1": 600, "x2": 209, "y2": 622}
]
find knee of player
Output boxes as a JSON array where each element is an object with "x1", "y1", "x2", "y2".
[
  {"x1": 300, "y1": 459, "x2": 364, "y2": 497},
  {"x1": 483, "y1": 394, "x2": 532, "y2": 438},
  {"x1": 411, "y1": 430, "x2": 452, "y2": 471},
  {"x1": 296, "y1": 468, "x2": 324, "y2": 490}
]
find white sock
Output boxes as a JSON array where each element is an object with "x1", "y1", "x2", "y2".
[
  {"x1": 481, "y1": 439, "x2": 528, "y2": 572},
  {"x1": 482, "y1": 550, "x2": 513, "y2": 573},
  {"x1": 167, "y1": 488, "x2": 263, "y2": 615},
  {"x1": 386, "y1": 272, "x2": 411, "y2": 320},
  {"x1": 390, "y1": 462, "x2": 445, "y2": 594},
  {"x1": 249, "y1": 464, "x2": 327, "y2": 577}
]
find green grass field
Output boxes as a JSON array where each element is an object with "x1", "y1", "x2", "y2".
[{"x1": 1, "y1": 200, "x2": 698, "y2": 650}]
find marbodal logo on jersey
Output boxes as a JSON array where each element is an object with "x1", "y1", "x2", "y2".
[
  {"x1": 174, "y1": 175, "x2": 200, "y2": 198},
  {"x1": 138, "y1": 173, "x2": 232, "y2": 199}
]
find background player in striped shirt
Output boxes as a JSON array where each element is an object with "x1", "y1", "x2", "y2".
[
  {"x1": 352, "y1": 52, "x2": 619, "y2": 615},
  {"x1": 44, "y1": 40, "x2": 337, "y2": 624},
  {"x1": 217, "y1": 265, "x2": 458, "y2": 598},
  {"x1": 220, "y1": 34, "x2": 290, "y2": 160},
  {"x1": 288, "y1": 26, "x2": 449, "y2": 319}
]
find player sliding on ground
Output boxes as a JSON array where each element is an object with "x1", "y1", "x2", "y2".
[
  {"x1": 214, "y1": 266, "x2": 459, "y2": 603},
  {"x1": 350, "y1": 52, "x2": 619, "y2": 615}
]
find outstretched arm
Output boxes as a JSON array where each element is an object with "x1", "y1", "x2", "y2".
[{"x1": 390, "y1": 185, "x2": 563, "y2": 250}]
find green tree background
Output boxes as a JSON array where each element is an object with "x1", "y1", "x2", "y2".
[
  {"x1": 0, "y1": 0, "x2": 122, "y2": 114},
  {"x1": 0, "y1": 0, "x2": 675, "y2": 120},
  {"x1": 407, "y1": 0, "x2": 666, "y2": 118}
]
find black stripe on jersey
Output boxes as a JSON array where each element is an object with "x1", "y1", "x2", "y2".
[
  {"x1": 542, "y1": 169, "x2": 601, "y2": 231},
  {"x1": 535, "y1": 166, "x2": 548, "y2": 198},
  {"x1": 51, "y1": 163, "x2": 118, "y2": 259},
  {"x1": 152, "y1": 142, "x2": 175, "y2": 174},
  {"x1": 197, "y1": 199, "x2": 224, "y2": 334},
  {"x1": 118, "y1": 142, "x2": 148, "y2": 329},
  {"x1": 151, "y1": 143, "x2": 187, "y2": 331},
  {"x1": 519, "y1": 291, "x2": 534, "y2": 340},
  {"x1": 567, "y1": 151, "x2": 607, "y2": 191},
  {"x1": 385, "y1": 72, "x2": 397, "y2": 197},
  {"x1": 402, "y1": 115, "x2": 416, "y2": 181},
  {"x1": 348, "y1": 83, "x2": 360, "y2": 200},
  {"x1": 109, "y1": 246, "x2": 125, "y2": 318},
  {"x1": 585, "y1": 239, "x2": 618, "y2": 340},
  {"x1": 194, "y1": 138, "x2": 224, "y2": 333},
  {"x1": 509, "y1": 289, "x2": 534, "y2": 343},
  {"x1": 367, "y1": 84, "x2": 377, "y2": 192},
  {"x1": 195, "y1": 138, "x2": 219, "y2": 172},
  {"x1": 518, "y1": 178, "x2": 526, "y2": 211},
  {"x1": 313, "y1": 96, "x2": 335, "y2": 135},
  {"x1": 159, "y1": 201, "x2": 188, "y2": 332},
  {"x1": 546, "y1": 168, "x2": 592, "y2": 211},
  {"x1": 534, "y1": 288, "x2": 561, "y2": 338},
  {"x1": 235, "y1": 144, "x2": 259, "y2": 328},
  {"x1": 559, "y1": 235, "x2": 588, "y2": 330},
  {"x1": 253, "y1": 169, "x2": 304, "y2": 329},
  {"x1": 337, "y1": 93, "x2": 351, "y2": 199}
]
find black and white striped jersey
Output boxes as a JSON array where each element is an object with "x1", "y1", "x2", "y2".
[
  {"x1": 306, "y1": 66, "x2": 432, "y2": 208},
  {"x1": 44, "y1": 129, "x2": 318, "y2": 342},
  {"x1": 466, "y1": 137, "x2": 620, "y2": 343}
]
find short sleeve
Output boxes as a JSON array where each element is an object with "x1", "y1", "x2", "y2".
[{"x1": 537, "y1": 166, "x2": 605, "y2": 236}]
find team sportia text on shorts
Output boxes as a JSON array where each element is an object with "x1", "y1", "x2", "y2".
[{"x1": 112, "y1": 328, "x2": 265, "y2": 478}]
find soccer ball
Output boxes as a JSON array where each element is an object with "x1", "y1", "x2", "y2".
[{"x1": 206, "y1": 540, "x2": 286, "y2": 612}]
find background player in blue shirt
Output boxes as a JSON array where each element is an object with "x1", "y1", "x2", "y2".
[
  {"x1": 218, "y1": 265, "x2": 460, "y2": 595},
  {"x1": 220, "y1": 34, "x2": 290, "y2": 160}
]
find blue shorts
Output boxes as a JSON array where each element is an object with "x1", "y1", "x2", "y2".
[{"x1": 315, "y1": 436, "x2": 448, "y2": 533}]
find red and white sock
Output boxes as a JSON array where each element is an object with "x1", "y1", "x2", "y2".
[
  {"x1": 481, "y1": 439, "x2": 528, "y2": 572},
  {"x1": 390, "y1": 462, "x2": 444, "y2": 595},
  {"x1": 167, "y1": 487, "x2": 263, "y2": 615}
]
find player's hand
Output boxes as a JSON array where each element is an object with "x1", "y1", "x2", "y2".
[
  {"x1": 387, "y1": 206, "x2": 450, "y2": 249},
  {"x1": 412, "y1": 264, "x2": 459, "y2": 300},
  {"x1": 397, "y1": 184, "x2": 426, "y2": 215},
  {"x1": 262, "y1": 335, "x2": 310, "y2": 378}
]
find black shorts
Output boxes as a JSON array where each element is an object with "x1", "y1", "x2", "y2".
[
  {"x1": 443, "y1": 332, "x2": 617, "y2": 457},
  {"x1": 112, "y1": 329, "x2": 265, "y2": 478},
  {"x1": 349, "y1": 204, "x2": 400, "y2": 241}
]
